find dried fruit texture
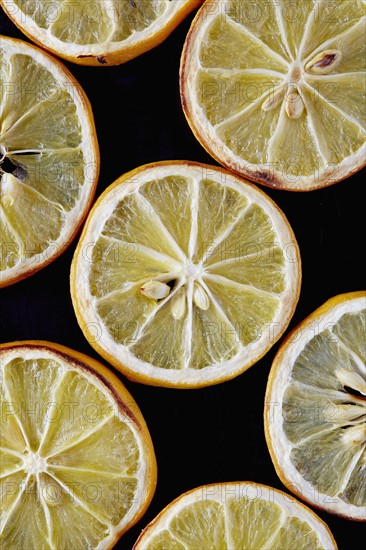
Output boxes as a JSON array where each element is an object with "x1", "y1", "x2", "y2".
[
  {"x1": 0, "y1": 341, "x2": 157, "y2": 549},
  {"x1": 71, "y1": 161, "x2": 301, "y2": 388},
  {"x1": 181, "y1": 0, "x2": 366, "y2": 190},
  {"x1": 2, "y1": 0, "x2": 202, "y2": 65},
  {"x1": 0, "y1": 36, "x2": 99, "y2": 287},
  {"x1": 265, "y1": 291, "x2": 366, "y2": 520},
  {"x1": 133, "y1": 483, "x2": 337, "y2": 550}
]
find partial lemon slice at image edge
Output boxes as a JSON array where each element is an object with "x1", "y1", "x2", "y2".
[
  {"x1": 1, "y1": 0, "x2": 202, "y2": 65},
  {"x1": 0, "y1": 36, "x2": 99, "y2": 287},
  {"x1": 265, "y1": 291, "x2": 366, "y2": 521},
  {"x1": 0, "y1": 340, "x2": 157, "y2": 548},
  {"x1": 180, "y1": 0, "x2": 366, "y2": 191},
  {"x1": 133, "y1": 482, "x2": 338, "y2": 549},
  {"x1": 71, "y1": 161, "x2": 301, "y2": 388}
]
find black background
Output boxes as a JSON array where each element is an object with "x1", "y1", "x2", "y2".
[{"x1": 0, "y1": 6, "x2": 365, "y2": 549}]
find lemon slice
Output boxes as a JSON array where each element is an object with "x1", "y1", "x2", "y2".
[
  {"x1": 0, "y1": 36, "x2": 99, "y2": 287},
  {"x1": 133, "y1": 482, "x2": 337, "y2": 549},
  {"x1": 2, "y1": 0, "x2": 201, "y2": 65},
  {"x1": 265, "y1": 291, "x2": 366, "y2": 520},
  {"x1": 71, "y1": 161, "x2": 301, "y2": 388},
  {"x1": 0, "y1": 340, "x2": 157, "y2": 548},
  {"x1": 180, "y1": 0, "x2": 366, "y2": 191}
]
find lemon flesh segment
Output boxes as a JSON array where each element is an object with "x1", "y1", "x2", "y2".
[
  {"x1": 0, "y1": 38, "x2": 98, "y2": 286},
  {"x1": 72, "y1": 163, "x2": 300, "y2": 386},
  {"x1": 4, "y1": 0, "x2": 199, "y2": 65},
  {"x1": 0, "y1": 344, "x2": 156, "y2": 548},
  {"x1": 181, "y1": 0, "x2": 366, "y2": 190},
  {"x1": 133, "y1": 483, "x2": 337, "y2": 549},
  {"x1": 266, "y1": 293, "x2": 366, "y2": 519}
]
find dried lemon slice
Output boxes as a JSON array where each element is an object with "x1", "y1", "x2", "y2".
[
  {"x1": 0, "y1": 36, "x2": 99, "y2": 287},
  {"x1": 133, "y1": 482, "x2": 337, "y2": 549},
  {"x1": 0, "y1": 340, "x2": 157, "y2": 548},
  {"x1": 265, "y1": 291, "x2": 366, "y2": 520},
  {"x1": 71, "y1": 161, "x2": 301, "y2": 388},
  {"x1": 180, "y1": 0, "x2": 366, "y2": 190},
  {"x1": 2, "y1": 0, "x2": 201, "y2": 65}
]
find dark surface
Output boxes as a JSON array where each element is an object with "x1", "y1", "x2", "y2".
[{"x1": 0, "y1": 7, "x2": 365, "y2": 550}]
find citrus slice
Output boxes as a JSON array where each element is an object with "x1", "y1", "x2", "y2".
[
  {"x1": 0, "y1": 36, "x2": 99, "y2": 287},
  {"x1": 71, "y1": 161, "x2": 301, "y2": 388},
  {"x1": 133, "y1": 482, "x2": 337, "y2": 549},
  {"x1": 180, "y1": 0, "x2": 366, "y2": 191},
  {"x1": 2, "y1": 0, "x2": 201, "y2": 66},
  {"x1": 0, "y1": 340, "x2": 157, "y2": 548},
  {"x1": 265, "y1": 291, "x2": 366, "y2": 520}
]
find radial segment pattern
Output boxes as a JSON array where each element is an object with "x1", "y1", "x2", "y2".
[
  {"x1": 0, "y1": 344, "x2": 153, "y2": 548},
  {"x1": 0, "y1": 37, "x2": 98, "y2": 286},
  {"x1": 266, "y1": 293, "x2": 366, "y2": 520},
  {"x1": 72, "y1": 163, "x2": 301, "y2": 386},
  {"x1": 181, "y1": 0, "x2": 366, "y2": 189}
]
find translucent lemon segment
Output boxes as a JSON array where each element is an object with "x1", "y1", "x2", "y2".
[
  {"x1": 206, "y1": 246, "x2": 286, "y2": 294},
  {"x1": 196, "y1": 69, "x2": 284, "y2": 127},
  {"x1": 49, "y1": 1, "x2": 111, "y2": 44},
  {"x1": 200, "y1": 16, "x2": 288, "y2": 73},
  {"x1": 276, "y1": 0, "x2": 316, "y2": 58},
  {"x1": 136, "y1": 486, "x2": 335, "y2": 550},
  {"x1": 0, "y1": 212, "x2": 19, "y2": 270},
  {"x1": 4, "y1": 357, "x2": 63, "y2": 452},
  {"x1": 9, "y1": 148, "x2": 85, "y2": 212},
  {"x1": 204, "y1": 276, "x2": 279, "y2": 346},
  {"x1": 2, "y1": 90, "x2": 82, "y2": 151},
  {"x1": 110, "y1": 0, "x2": 168, "y2": 42},
  {"x1": 0, "y1": 471, "x2": 27, "y2": 524},
  {"x1": 39, "y1": 472, "x2": 109, "y2": 549},
  {"x1": 226, "y1": 496, "x2": 283, "y2": 549},
  {"x1": 90, "y1": 236, "x2": 176, "y2": 299},
  {"x1": 96, "y1": 283, "x2": 159, "y2": 346},
  {"x1": 48, "y1": 416, "x2": 139, "y2": 476},
  {"x1": 301, "y1": 1, "x2": 366, "y2": 61},
  {"x1": 290, "y1": 428, "x2": 362, "y2": 497},
  {"x1": 217, "y1": 100, "x2": 282, "y2": 165},
  {"x1": 0, "y1": 53, "x2": 59, "y2": 134},
  {"x1": 0, "y1": 39, "x2": 98, "y2": 284},
  {"x1": 102, "y1": 192, "x2": 183, "y2": 261},
  {"x1": 0, "y1": 344, "x2": 156, "y2": 548},
  {"x1": 193, "y1": 178, "x2": 248, "y2": 262},
  {"x1": 170, "y1": 501, "x2": 227, "y2": 549},
  {"x1": 0, "y1": 449, "x2": 24, "y2": 476},
  {"x1": 203, "y1": 203, "x2": 278, "y2": 266},
  {"x1": 291, "y1": 329, "x2": 361, "y2": 391},
  {"x1": 139, "y1": 176, "x2": 193, "y2": 255},
  {"x1": 340, "y1": 449, "x2": 366, "y2": 507},
  {"x1": 269, "y1": 107, "x2": 324, "y2": 177},
  {"x1": 49, "y1": 468, "x2": 138, "y2": 526},
  {"x1": 131, "y1": 297, "x2": 189, "y2": 370},
  {"x1": 190, "y1": 297, "x2": 241, "y2": 369},
  {"x1": 1, "y1": 174, "x2": 65, "y2": 257},
  {"x1": 306, "y1": 74, "x2": 366, "y2": 129},
  {"x1": 40, "y1": 370, "x2": 114, "y2": 457},
  {"x1": 0, "y1": 366, "x2": 28, "y2": 453},
  {"x1": 270, "y1": 517, "x2": 323, "y2": 550},
  {"x1": 1, "y1": 476, "x2": 51, "y2": 550},
  {"x1": 333, "y1": 309, "x2": 366, "y2": 363},
  {"x1": 226, "y1": 0, "x2": 291, "y2": 61}
]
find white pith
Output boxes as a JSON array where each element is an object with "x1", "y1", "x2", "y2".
[
  {"x1": 72, "y1": 163, "x2": 301, "y2": 386},
  {"x1": 181, "y1": 0, "x2": 366, "y2": 190},
  {"x1": 134, "y1": 482, "x2": 337, "y2": 549},
  {"x1": 0, "y1": 37, "x2": 98, "y2": 285},
  {"x1": 0, "y1": 346, "x2": 152, "y2": 549},
  {"x1": 266, "y1": 295, "x2": 366, "y2": 520}
]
